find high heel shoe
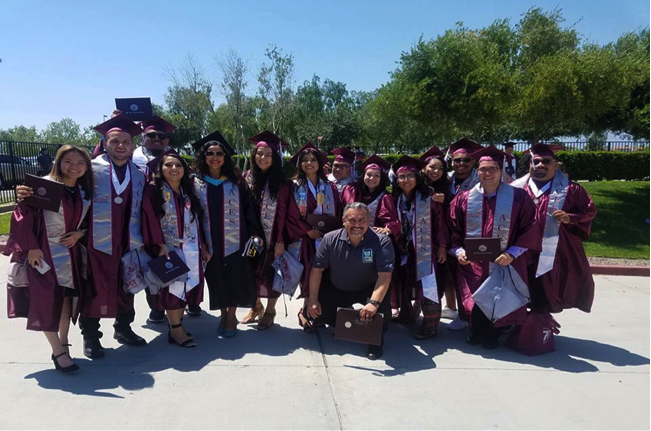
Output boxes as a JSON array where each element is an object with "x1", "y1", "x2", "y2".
[
  {"x1": 51, "y1": 352, "x2": 79, "y2": 373},
  {"x1": 168, "y1": 323, "x2": 196, "y2": 348},
  {"x1": 223, "y1": 320, "x2": 238, "y2": 338},
  {"x1": 241, "y1": 303, "x2": 265, "y2": 324},
  {"x1": 256, "y1": 310, "x2": 277, "y2": 331}
]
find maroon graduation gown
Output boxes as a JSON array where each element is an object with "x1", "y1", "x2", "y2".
[
  {"x1": 285, "y1": 181, "x2": 342, "y2": 298},
  {"x1": 82, "y1": 180, "x2": 139, "y2": 319},
  {"x1": 4, "y1": 190, "x2": 89, "y2": 331},
  {"x1": 141, "y1": 184, "x2": 204, "y2": 310},
  {"x1": 391, "y1": 196, "x2": 449, "y2": 306},
  {"x1": 250, "y1": 181, "x2": 291, "y2": 299},
  {"x1": 522, "y1": 181, "x2": 597, "y2": 313},
  {"x1": 449, "y1": 187, "x2": 540, "y2": 327}
]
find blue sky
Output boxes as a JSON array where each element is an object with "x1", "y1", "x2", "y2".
[{"x1": 1, "y1": 0, "x2": 648, "y2": 131}]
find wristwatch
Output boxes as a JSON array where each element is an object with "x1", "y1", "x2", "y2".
[{"x1": 367, "y1": 299, "x2": 381, "y2": 307}]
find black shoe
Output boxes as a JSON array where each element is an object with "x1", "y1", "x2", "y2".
[
  {"x1": 186, "y1": 304, "x2": 202, "y2": 316},
  {"x1": 52, "y1": 352, "x2": 80, "y2": 373},
  {"x1": 83, "y1": 338, "x2": 105, "y2": 359},
  {"x1": 114, "y1": 326, "x2": 147, "y2": 346},
  {"x1": 366, "y1": 345, "x2": 384, "y2": 360},
  {"x1": 481, "y1": 336, "x2": 499, "y2": 350},
  {"x1": 147, "y1": 309, "x2": 166, "y2": 324},
  {"x1": 466, "y1": 332, "x2": 483, "y2": 346}
]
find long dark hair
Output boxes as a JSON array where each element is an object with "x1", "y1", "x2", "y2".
[
  {"x1": 248, "y1": 147, "x2": 286, "y2": 203},
  {"x1": 292, "y1": 149, "x2": 329, "y2": 186},
  {"x1": 391, "y1": 170, "x2": 432, "y2": 202},
  {"x1": 152, "y1": 153, "x2": 203, "y2": 223},
  {"x1": 195, "y1": 141, "x2": 241, "y2": 184},
  {"x1": 424, "y1": 156, "x2": 450, "y2": 195},
  {"x1": 50, "y1": 145, "x2": 94, "y2": 200},
  {"x1": 358, "y1": 169, "x2": 389, "y2": 203}
]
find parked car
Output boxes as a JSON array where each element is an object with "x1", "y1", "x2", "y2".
[{"x1": 0, "y1": 155, "x2": 40, "y2": 188}]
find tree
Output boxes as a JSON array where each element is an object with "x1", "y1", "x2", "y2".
[
  {"x1": 41, "y1": 118, "x2": 83, "y2": 145},
  {"x1": 216, "y1": 49, "x2": 249, "y2": 156},
  {"x1": 257, "y1": 45, "x2": 295, "y2": 143},
  {"x1": 0, "y1": 125, "x2": 41, "y2": 142},
  {"x1": 163, "y1": 54, "x2": 214, "y2": 144}
]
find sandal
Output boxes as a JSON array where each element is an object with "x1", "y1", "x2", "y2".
[
  {"x1": 256, "y1": 310, "x2": 277, "y2": 331},
  {"x1": 297, "y1": 309, "x2": 317, "y2": 333},
  {"x1": 168, "y1": 323, "x2": 196, "y2": 348},
  {"x1": 241, "y1": 303, "x2": 265, "y2": 324}
]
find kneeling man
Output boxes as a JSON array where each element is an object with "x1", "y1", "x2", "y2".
[{"x1": 305, "y1": 202, "x2": 394, "y2": 360}]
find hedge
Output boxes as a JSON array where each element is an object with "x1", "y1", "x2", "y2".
[{"x1": 182, "y1": 151, "x2": 650, "y2": 182}]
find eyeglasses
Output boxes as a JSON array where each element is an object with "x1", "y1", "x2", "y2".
[
  {"x1": 333, "y1": 163, "x2": 351, "y2": 170},
  {"x1": 397, "y1": 174, "x2": 417, "y2": 181},
  {"x1": 205, "y1": 151, "x2": 225, "y2": 158},
  {"x1": 477, "y1": 167, "x2": 500, "y2": 175},
  {"x1": 145, "y1": 132, "x2": 167, "y2": 140},
  {"x1": 532, "y1": 158, "x2": 554, "y2": 166},
  {"x1": 452, "y1": 157, "x2": 472, "y2": 164}
]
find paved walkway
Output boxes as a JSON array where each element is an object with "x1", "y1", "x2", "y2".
[{"x1": 0, "y1": 255, "x2": 648, "y2": 429}]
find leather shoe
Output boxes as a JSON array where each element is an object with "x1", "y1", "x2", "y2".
[
  {"x1": 186, "y1": 304, "x2": 202, "y2": 316},
  {"x1": 366, "y1": 344, "x2": 384, "y2": 360},
  {"x1": 114, "y1": 326, "x2": 147, "y2": 346},
  {"x1": 466, "y1": 332, "x2": 483, "y2": 346},
  {"x1": 147, "y1": 309, "x2": 166, "y2": 324},
  {"x1": 481, "y1": 335, "x2": 499, "y2": 350},
  {"x1": 83, "y1": 338, "x2": 105, "y2": 359}
]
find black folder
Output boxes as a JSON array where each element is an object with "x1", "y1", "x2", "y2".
[
  {"x1": 24, "y1": 174, "x2": 64, "y2": 212},
  {"x1": 334, "y1": 308, "x2": 384, "y2": 346},
  {"x1": 115, "y1": 97, "x2": 152, "y2": 121},
  {"x1": 465, "y1": 237, "x2": 502, "y2": 262},
  {"x1": 146, "y1": 251, "x2": 190, "y2": 284}
]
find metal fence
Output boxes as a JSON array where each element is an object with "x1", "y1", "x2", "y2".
[
  {"x1": 0, "y1": 140, "x2": 94, "y2": 206},
  {"x1": 369, "y1": 140, "x2": 649, "y2": 155}
]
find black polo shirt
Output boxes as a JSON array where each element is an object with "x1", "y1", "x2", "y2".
[{"x1": 313, "y1": 227, "x2": 395, "y2": 292}]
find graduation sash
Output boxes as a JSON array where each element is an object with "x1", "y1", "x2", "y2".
[
  {"x1": 43, "y1": 182, "x2": 91, "y2": 289},
  {"x1": 291, "y1": 179, "x2": 336, "y2": 257},
  {"x1": 397, "y1": 192, "x2": 438, "y2": 302},
  {"x1": 466, "y1": 182, "x2": 514, "y2": 252},
  {"x1": 194, "y1": 178, "x2": 213, "y2": 255},
  {"x1": 514, "y1": 172, "x2": 569, "y2": 277},
  {"x1": 91, "y1": 155, "x2": 145, "y2": 255},
  {"x1": 160, "y1": 183, "x2": 201, "y2": 299},
  {"x1": 449, "y1": 169, "x2": 479, "y2": 196},
  {"x1": 366, "y1": 191, "x2": 385, "y2": 228},
  {"x1": 245, "y1": 174, "x2": 278, "y2": 246}
]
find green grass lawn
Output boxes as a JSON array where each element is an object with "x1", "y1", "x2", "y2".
[
  {"x1": 582, "y1": 181, "x2": 649, "y2": 260},
  {"x1": 0, "y1": 211, "x2": 10, "y2": 236},
  {"x1": 0, "y1": 181, "x2": 647, "y2": 259}
]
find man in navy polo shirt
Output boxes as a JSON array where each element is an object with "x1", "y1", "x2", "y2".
[{"x1": 305, "y1": 202, "x2": 394, "y2": 360}]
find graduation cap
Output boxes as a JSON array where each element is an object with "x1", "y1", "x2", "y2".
[
  {"x1": 93, "y1": 114, "x2": 143, "y2": 137},
  {"x1": 469, "y1": 145, "x2": 513, "y2": 168},
  {"x1": 527, "y1": 143, "x2": 564, "y2": 158},
  {"x1": 145, "y1": 148, "x2": 189, "y2": 176},
  {"x1": 418, "y1": 145, "x2": 445, "y2": 162},
  {"x1": 502, "y1": 142, "x2": 516, "y2": 149},
  {"x1": 392, "y1": 155, "x2": 426, "y2": 174},
  {"x1": 289, "y1": 141, "x2": 328, "y2": 167},
  {"x1": 247, "y1": 130, "x2": 287, "y2": 153},
  {"x1": 141, "y1": 115, "x2": 177, "y2": 134},
  {"x1": 360, "y1": 155, "x2": 391, "y2": 172},
  {"x1": 330, "y1": 147, "x2": 355, "y2": 165},
  {"x1": 446, "y1": 138, "x2": 483, "y2": 156},
  {"x1": 192, "y1": 130, "x2": 235, "y2": 155}
]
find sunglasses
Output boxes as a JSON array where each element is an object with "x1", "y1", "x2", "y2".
[
  {"x1": 532, "y1": 158, "x2": 554, "y2": 166},
  {"x1": 452, "y1": 157, "x2": 472, "y2": 164},
  {"x1": 205, "y1": 151, "x2": 225, "y2": 158},
  {"x1": 145, "y1": 132, "x2": 167, "y2": 140}
]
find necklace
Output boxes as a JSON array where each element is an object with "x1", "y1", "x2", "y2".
[{"x1": 64, "y1": 185, "x2": 76, "y2": 193}]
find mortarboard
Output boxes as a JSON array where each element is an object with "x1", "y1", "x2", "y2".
[
  {"x1": 360, "y1": 155, "x2": 392, "y2": 172},
  {"x1": 289, "y1": 141, "x2": 328, "y2": 167},
  {"x1": 145, "y1": 148, "x2": 189, "y2": 176},
  {"x1": 470, "y1": 145, "x2": 513, "y2": 168},
  {"x1": 392, "y1": 155, "x2": 427, "y2": 174},
  {"x1": 247, "y1": 130, "x2": 288, "y2": 153},
  {"x1": 418, "y1": 145, "x2": 445, "y2": 162},
  {"x1": 527, "y1": 143, "x2": 564, "y2": 158},
  {"x1": 141, "y1": 116, "x2": 177, "y2": 134},
  {"x1": 93, "y1": 114, "x2": 143, "y2": 137},
  {"x1": 330, "y1": 147, "x2": 356, "y2": 165},
  {"x1": 192, "y1": 130, "x2": 235, "y2": 155},
  {"x1": 446, "y1": 138, "x2": 483, "y2": 156},
  {"x1": 503, "y1": 142, "x2": 516, "y2": 149}
]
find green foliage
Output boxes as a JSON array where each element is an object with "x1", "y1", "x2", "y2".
[
  {"x1": 557, "y1": 150, "x2": 649, "y2": 181},
  {"x1": 582, "y1": 181, "x2": 650, "y2": 259}
]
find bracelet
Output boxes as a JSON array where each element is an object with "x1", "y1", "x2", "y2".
[
  {"x1": 367, "y1": 299, "x2": 381, "y2": 307},
  {"x1": 276, "y1": 242, "x2": 284, "y2": 246}
]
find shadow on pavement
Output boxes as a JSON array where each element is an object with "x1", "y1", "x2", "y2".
[{"x1": 24, "y1": 310, "x2": 317, "y2": 397}]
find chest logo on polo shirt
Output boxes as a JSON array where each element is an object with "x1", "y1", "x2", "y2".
[{"x1": 362, "y1": 249, "x2": 373, "y2": 263}]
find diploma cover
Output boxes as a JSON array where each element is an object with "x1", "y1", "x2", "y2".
[
  {"x1": 465, "y1": 237, "x2": 502, "y2": 262},
  {"x1": 146, "y1": 251, "x2": 190, "y2": 284},
  {"x1": 334, "y1": 308, "x2": 384, "y2": 346},
  {"x1": 24, "y1": 174, "x2": 64, "y2": 212}
]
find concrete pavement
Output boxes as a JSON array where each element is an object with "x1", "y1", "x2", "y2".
[{"x1": 0, "y1": 255, "x2": 648, "y2": 430}]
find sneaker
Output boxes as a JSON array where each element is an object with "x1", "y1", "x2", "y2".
[
  {"x1": 441, "y1": 308, "x2": 458, "y2": 320},
  {"x1": 147, "y1": 309, "x2": 166, "y2": 324},
  {"x1": 447, "y1": 314, "x2": 469, "y2": 331}
]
